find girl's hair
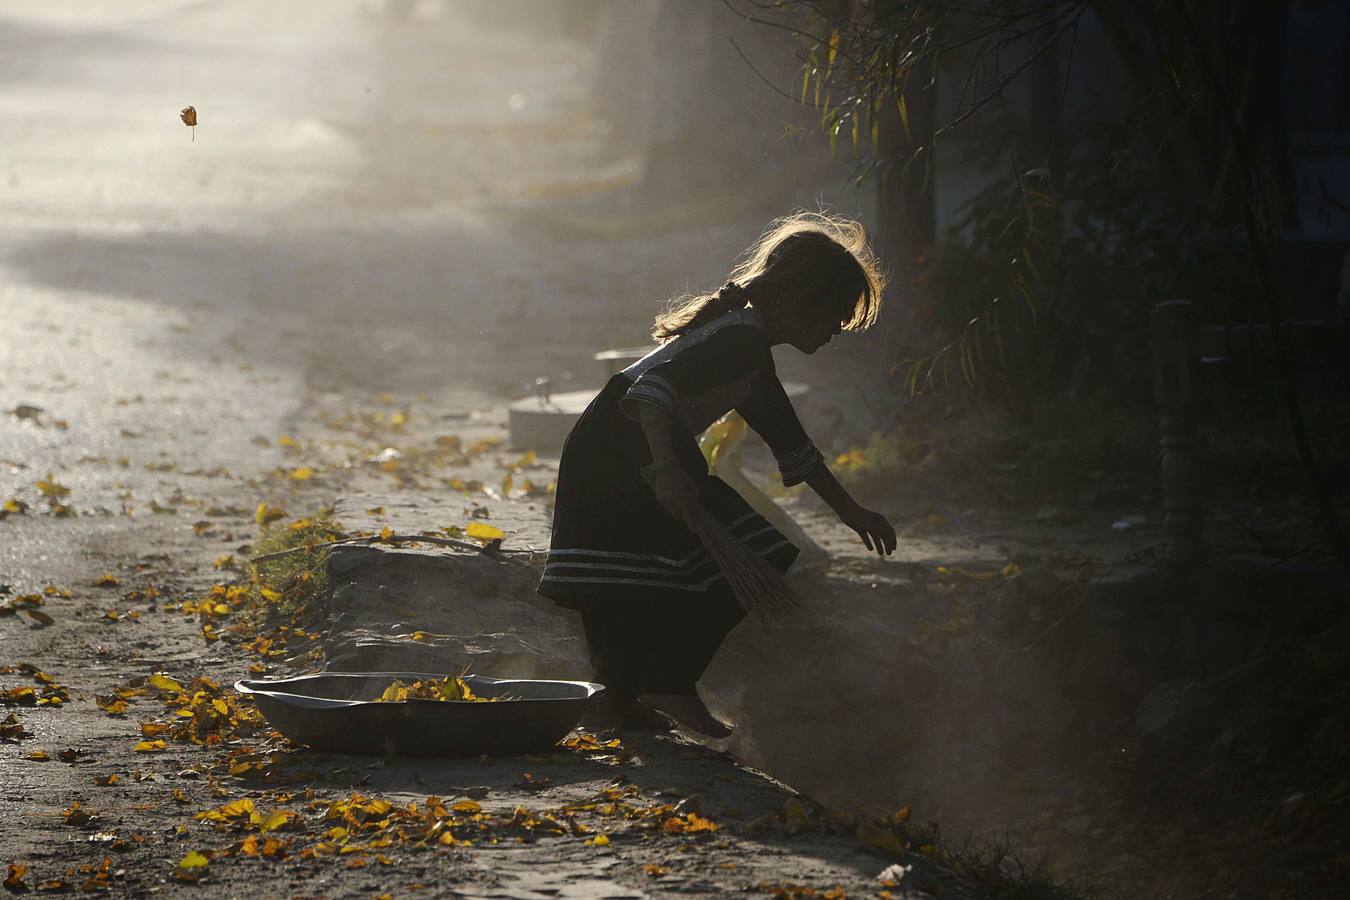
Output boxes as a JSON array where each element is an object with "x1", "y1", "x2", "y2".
[{"x1": 652, "y1": 211, "x2": 886, "y2": 342}]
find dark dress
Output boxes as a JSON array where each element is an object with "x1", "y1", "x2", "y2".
[{"x1": 538, "y1": 306, "x2": 825, "y2": 697}]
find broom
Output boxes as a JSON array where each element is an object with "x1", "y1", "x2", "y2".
[{"x1": 687, "y1": 506, "x2": 802, "y2": 625}]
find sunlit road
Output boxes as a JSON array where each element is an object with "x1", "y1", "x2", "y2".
[{"x1": 0, "y1": 0, "x2": 643, "y2": 572}]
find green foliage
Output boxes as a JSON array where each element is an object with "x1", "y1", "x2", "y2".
[
  {"x1": 250, "y1": 511, "x2": 347, "y2": 616},
  {"x1": 855, "y1": 811, "x2": 1087, "y2": 900},
  {"x1": 899, "y1": 122, "x2": 1266, "y2": 406},
  {"x1": 780, "y1": 1, "x2": 1087, "y2": 170},
  {"x1": 756, "y1": 1, "x2": 1285, "y2": 403}
]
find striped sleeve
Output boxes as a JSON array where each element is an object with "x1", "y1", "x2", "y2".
[
  {"x1": 737, "y1": 367, "x2": 825, "y2": 486},
  {"x1": 622, "y1": 372, "x2": 678, "y2": 417},
  {"x1": 774, "y1": 441, "x2": 825, "y2": 486}
]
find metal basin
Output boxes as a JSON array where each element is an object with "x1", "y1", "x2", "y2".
[{"x1": 234, "y1": 672, "x2": 603, "y2": 756}]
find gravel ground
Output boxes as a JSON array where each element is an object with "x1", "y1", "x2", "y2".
[
  {"x1": 0, "y1": 3, "x2": 988, "y2": 896},
  {"x1": 2, "y1": 3, "x2": 1197, "y2": 896}
]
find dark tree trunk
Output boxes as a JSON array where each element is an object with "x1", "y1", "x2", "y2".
[{"x1": 872, "y1": 60, "x2": 937, "y2": 365}]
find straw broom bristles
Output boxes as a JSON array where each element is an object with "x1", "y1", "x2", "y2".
[{"x1": 687, "y1": 506, "x2": 801, "y2": 625}]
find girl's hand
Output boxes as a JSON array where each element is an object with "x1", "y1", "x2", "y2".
[
  {"x1": 654, "y1": 467, "x2": 701, "y2": 526},
  {"x1": 841, "y1": 504, "x2": 897, "y2": 557}
]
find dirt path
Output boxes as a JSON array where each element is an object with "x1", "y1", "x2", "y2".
[
  {"x1": 0, "y1": 4, "x2": 997, "y2": 896},
  {"x1": 0, "y1": 315, "x2": 987, "y2": 897},
  {"x1": 2, "y1": 2, "x2": 1212, "y2": 895}
]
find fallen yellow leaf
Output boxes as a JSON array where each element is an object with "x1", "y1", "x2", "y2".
[
  {"x1": 96, "y1": 697, "x2": 129, "y2": 715},
  {"x1": 4, "y1": 864, "x2": 27, "y2": 890},
  {"x1": 218, "y1": 798, "x2": 255, "y2": 818},
  {"x1": 36, "y1": 474, "x2": 71, "y2": 498},
  {"x1": 262, "y1": 809, "x2": 296, "y2": 832},
  {"x1": 147, "y1": 673, "x2": 183, "y2": 693},
  {"x1": 254, "y1": 502, "x2": 286, "y2": 526},
  {"x1": 465, "y1": 522, "x2": 505, "y2": 542},
  {"x1": 173, "y1": 850, "x2": 209, "y2": 882}
]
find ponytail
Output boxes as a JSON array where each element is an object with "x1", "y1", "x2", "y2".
[{"x1": 651, "y1": 281, "x2": 750, "y2": 342}]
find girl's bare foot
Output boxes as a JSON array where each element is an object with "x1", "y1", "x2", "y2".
[
  {"x1": 583, "y1": 692, "x2": 671, "y2": 732},
  {"x1": 639, "y1": 692, "x2": 733, "y2": 738}
]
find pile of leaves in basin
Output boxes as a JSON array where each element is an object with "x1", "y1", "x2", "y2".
[{"x1": 372, "y1": 675, "x2": 498, "y2": 703}]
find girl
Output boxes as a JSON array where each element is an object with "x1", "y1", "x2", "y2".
[{"x1": 538, "y1": 212, "x2": 897, "y2": 737}]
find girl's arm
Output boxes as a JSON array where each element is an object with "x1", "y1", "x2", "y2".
[
  {"x1": 805, "y1": 460, "x2": 897, "y2": 557},
  {"x1": 734, "y1": 370, "x2": 896, "y2": 556},
  {"x1": 639, "y1": 405, "x2": 701, "y2": 526}
]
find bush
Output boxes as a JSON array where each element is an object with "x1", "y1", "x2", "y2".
[{"x1": 250, "y1": 511, "x2": 348, "y2": 615}]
